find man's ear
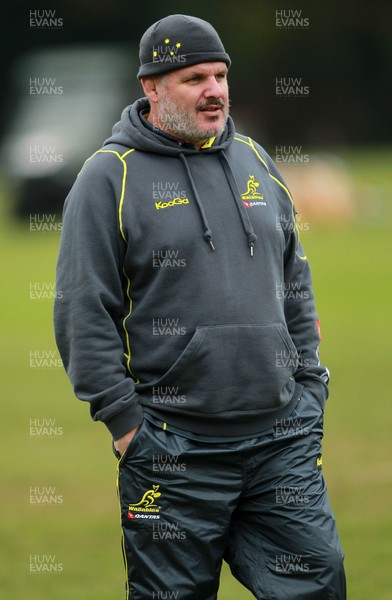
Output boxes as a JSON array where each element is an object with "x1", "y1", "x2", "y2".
[{"x1": 140, "y1": 77, "x2": 159, "y2": 104}]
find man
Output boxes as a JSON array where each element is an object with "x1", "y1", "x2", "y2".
[{"x1": 54, "y1": 14, "x2": 346, "y2": 600}]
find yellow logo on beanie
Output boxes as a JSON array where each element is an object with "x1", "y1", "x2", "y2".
[{"x1": 153, "y1": 39, "x2": 184, "y2": 62}]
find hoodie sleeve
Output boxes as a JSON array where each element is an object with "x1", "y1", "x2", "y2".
[
  {"x1": 265, "y1": 154, "x2": 330, "y2": 407},
  {"x1": 54, "y1": 151, "x2": 143, "y2": 439},
  {"x1": 282, "y1": 221, "x2": 330, "y2": 406}
]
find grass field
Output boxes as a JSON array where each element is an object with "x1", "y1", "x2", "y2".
[{"x1": 1, "y1": 150, "x2": 391, "y2": 599}]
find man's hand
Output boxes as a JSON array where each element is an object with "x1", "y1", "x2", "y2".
[{"x1": 114, "y1": 425, "x2": 140, "y2": 456}]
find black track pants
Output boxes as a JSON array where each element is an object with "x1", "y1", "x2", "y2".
[{"x1": 116, "y1": 389, "x2": 346, "y2": 599}]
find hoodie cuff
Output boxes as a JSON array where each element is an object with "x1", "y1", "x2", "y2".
[
  {"x1": 301, "y1": 378, "x2": 329, "y2": 410},
  {"x1": 104, "y1": 401, "x2": 144, "y2": 440}
]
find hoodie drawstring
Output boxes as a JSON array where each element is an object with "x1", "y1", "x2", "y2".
[
  {"x1": 179, "y1": 150, "x2": 257, "y2": 257},
  {"x1": 179, "y1": 153, "x2": 215, "y2": 251},
  {"x1": 219, "y1": 150, "x2": 257, "y2": 256}
]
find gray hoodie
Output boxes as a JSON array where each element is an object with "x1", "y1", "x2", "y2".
[{"x1": 54, "y1": 97, "x2": 329, "y2": 440}]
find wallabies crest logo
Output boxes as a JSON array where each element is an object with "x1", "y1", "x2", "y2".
[
  {"x1": 127, "y1": 485, "x2": 162, "y2": 519},
  {"x1": 241, "y1": 175, "x2": 266, "y2": 207}
]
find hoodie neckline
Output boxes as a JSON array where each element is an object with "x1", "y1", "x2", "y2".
[
  {"x1": 104, "y1": 97, "x2": 235, "y2": 157},
  {"x1": 140, "y1": 109, "x2": 216, "y2": 151}
]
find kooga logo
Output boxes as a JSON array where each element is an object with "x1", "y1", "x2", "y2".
[{"x1": 155, "y1": 198, "x2": 189, "y2": 210}]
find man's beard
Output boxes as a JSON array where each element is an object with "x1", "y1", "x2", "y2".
[{"x1": 156, "y1": 96, "x2": 229, "y2": 143}]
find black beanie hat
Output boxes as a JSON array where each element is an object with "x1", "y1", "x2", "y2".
[{"x1": 137, "y1": 14, "x2": 231, "y2": 79}]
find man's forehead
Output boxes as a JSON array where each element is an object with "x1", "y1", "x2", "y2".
[{"x1": 172, "y1": 62, "x2": 228, "y2": 79}]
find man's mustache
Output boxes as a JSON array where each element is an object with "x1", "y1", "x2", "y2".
[{"x1": 196, "y1": 98, "x2": 225, "y2": 110}]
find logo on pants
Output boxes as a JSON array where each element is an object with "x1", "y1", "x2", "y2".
[{"x1": 128, "y1": 484, "x2": 162, "y2": 520}]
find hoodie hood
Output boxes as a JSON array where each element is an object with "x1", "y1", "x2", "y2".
[
  {"x1": 104, "y1": 97, "x2": 255, "y2": 255},
  {"x1": 104, "y1": 97, "x2": 235, "y2": 156}
]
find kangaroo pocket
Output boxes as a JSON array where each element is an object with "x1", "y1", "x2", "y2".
[{"x1": 139, "y1": 323, "x2": 299, "y2": 416}]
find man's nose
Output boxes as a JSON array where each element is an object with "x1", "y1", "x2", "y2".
[{"x1": 202, "y1": 76, "x2": 223, "y2": 98}]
